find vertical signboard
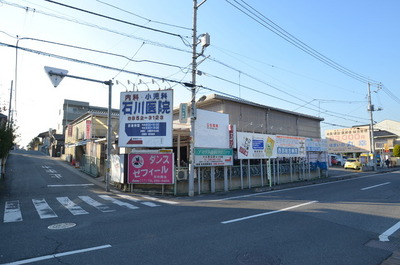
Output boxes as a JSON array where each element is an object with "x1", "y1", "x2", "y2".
[
  {"x1": 119, "y1": 90, "x2": 173, "y2": 147},
  {"x1": 195, "y1": 109, "x2": 230, "y2": 148},
  {"x1": 127, "y1": 153, "x2": 174, "y2": 184},
  {"x1": 85, "y1": 120, "x2": 92, "y2": 140},
  {"x1": 179, "y1": 103, "x2": 188, "y2": 124}
]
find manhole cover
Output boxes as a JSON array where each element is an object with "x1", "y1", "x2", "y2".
[{"x1": 48, "y1": 223, "x2": 76, "y2": 230}]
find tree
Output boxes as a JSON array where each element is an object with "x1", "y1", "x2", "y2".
[
  {"x1": 0, "y1": 123, "x2": 15, "y2": 159},
  {"x1": 28, "y1": 137, "x2": 41, "y2": 150},
  {"x1": 393, "y1": 144, "x2": 400, "y2": 157}
]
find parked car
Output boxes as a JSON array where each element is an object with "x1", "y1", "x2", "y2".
[
  {"x1": 331, "y1": 156, "x2": 338, "y2": 166},
  {"x1": 344, "y1": 158, "x2": 362, "y2": 170}
]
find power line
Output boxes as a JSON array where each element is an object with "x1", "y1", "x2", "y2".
[
  {"x1": 95, "y1": 0, "x2": 192, "y2": 31},
  {"x1": 14, "y1": 36, "x2": 187, "y2": 71},
  {"x1": 225, "y1": 0, "x2": 380, "y2": 85},
  {"x1": 199, "y1": 70, "x2": 369, "y2": 123},
  {"x1": 0, "y1": 41, "x2": 188, "y2": 87},
  {"x1": 1, "y1": 1, "x2": 192, "y2": 54},
  {"x1": 45, "y1": 0, "x2": 188, "y2": 39},
  {"x1": 1, "y1": 40, "x2": 371, "y2": 126}
]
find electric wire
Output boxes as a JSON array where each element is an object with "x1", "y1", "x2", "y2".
[
  {"x1": 225, "y1": 0, "x2": 380, "y2": 85},
  {"x1": 45, "y1": 0, "x2": 186, "y2": 38},
  {"x1": 95, "y1": 0, "x2": 192, "y2": 31},
  {"x1": 0, "y1": 41, "x2": 188, "y2": 87},
  {"x1": 199, "y1": 70, "x2": 369, "y2": 123},
  {"x1": 1, "y1": 1, "x2": 192, "y2": 54},
  {"x1": 14, "y1": 36, "x2": 187, "y2": 71}
]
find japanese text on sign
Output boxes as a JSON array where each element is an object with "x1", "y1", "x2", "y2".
[{"x1": 127, "y1": 153, "x2": 174, "y2": 184}]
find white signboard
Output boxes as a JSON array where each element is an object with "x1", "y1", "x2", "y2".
[
  {"x1": 118, "y1": 90, "x2": 173, "y2": 147},
  {"x1": 237, "y1": 133, "x2": 307, "y2": 159},
  {"x1": 194, "y1": 148, "x2": 233, "y2": 167},
  {"x1": 237, "y1": 132, "x2": 277, "y2": 159},
  {"x1": 195, "y1": 109, "x2": 230, "y2": 148},
  {"x1": 325, "y1": 127, "x2": 370, "y2": 153},
  {"x1": 275, "y1": 135, "x2": 306, "y2": 158},
  {"x1": 110, "y1": 154, "x2": 124, "y2": 183}
]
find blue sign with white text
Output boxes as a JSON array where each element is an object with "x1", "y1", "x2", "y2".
[{"x1": 125, "y1": 123, "x2": 167, "y2": 137}]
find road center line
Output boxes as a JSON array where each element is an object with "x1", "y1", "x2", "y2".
[
  {"x1": 221, "y1": 200, "x2": 318, "y2": 224},
  {"x1": 379, "y1": 221, "x2": 400, "y2": 242},
  {"x1": 2, "y1": 244, "x2": 112, "y2": 265},
  {"x1": 361, "y1": 182, "x2": 390, "y2": 191}
]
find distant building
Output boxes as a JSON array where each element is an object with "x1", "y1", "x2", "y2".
[
  {"x1": 325, "y1": 119, "x2": 400, "y2": 157},
  {"x1": 59, "y1": 99, "x2": 119, "y2": 136}
]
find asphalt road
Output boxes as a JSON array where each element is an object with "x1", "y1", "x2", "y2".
[{"x1": 1, "y1": 150, "x2": 400, "y2": 265}]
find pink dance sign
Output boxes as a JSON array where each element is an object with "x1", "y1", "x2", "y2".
[{"x1": 127, "y1": 153, "x2": 174, "y2": 184}]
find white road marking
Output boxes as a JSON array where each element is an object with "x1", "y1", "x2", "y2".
[
  {"x1": 4, "y1": 201, "x2": 23, "y2": 223},
  {"x1": 198, "y1": 173, "x2": 391, "y2": 203},
  {"x1": 2, "y1": 244, "x2": 112, "y2": 265},
  {"x1": 78, "y1": 196, "x2": 115, "y2": 212},
  {"x1": 56, "y1": 197, "x2": 89, "y2": 215},
  {"x1": 361, "y1": 182, "x2": 391, "y2": 191},
  {"x1": 222, "y1": 201, "x2": 318, "y2": 224},
  {"x1": 98, "y1": 195, "x2": 139, "y2": 210},
  {"x1": 32, "y1": 199, "x2": 58, "y2": 219},
  {"x1": 140, "y1": 195, "x2": 179, "y2": 205},
  {"x1": 379, "y1": 221, "x2": 400, "y2": 242},
  {"x1": 47, "y1": 184, "x2": 94, "y2": 187},
  {"x1": 116, "y1": 194, "x2": 160, "y2": 207}
]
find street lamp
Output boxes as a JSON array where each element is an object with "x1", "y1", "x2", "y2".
[{"x1": 44, "y1": 66, "x2": 113, "y2": 192}]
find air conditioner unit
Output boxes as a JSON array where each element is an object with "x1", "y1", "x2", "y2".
[{"x1": 176, "y1": 169, "x2": 188, "y2": 180}]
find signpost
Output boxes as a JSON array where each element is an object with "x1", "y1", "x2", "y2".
[{"x1": 44, "y1": 66, "x2": 113, "y2": 192}]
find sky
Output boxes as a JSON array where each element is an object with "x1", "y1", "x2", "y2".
[{"x1": 0, "y1": 0, "x2": 399, "y2": 148}]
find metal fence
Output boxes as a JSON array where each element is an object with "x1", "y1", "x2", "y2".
[
  {"x1": 80, "y1": 155, "x2": 100, "y2": 177},
  {"x1": 175, "y1": 161, "x2": 327, "y2": 195}
]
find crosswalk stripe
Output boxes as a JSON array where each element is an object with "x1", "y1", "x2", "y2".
[
  {"x1": 56, "y1": 197, "x2": 89, "y2": 215},
  {"x1": 98, "y1": 195, "x2": 139, "y2": 210},
  {"x1": 116, "y1": 194, "x2": 160, "y2": 207},
  {"x1": 4, "y1": 200, "x2": 23, "y2": 223},
  {"x1": 32, "y1": 198, "x2": 58, "y2": 219},
  {"x1": 78, "y1": 196, "x2": 115, "y2": 213}
]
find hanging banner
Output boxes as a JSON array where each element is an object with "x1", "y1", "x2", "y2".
[
  {"x1": 127, "y1": 153, "x2": 174, "y2": 184},
  {"x1": 119, "y1": 90, "x2": 173, "y2": 147}
]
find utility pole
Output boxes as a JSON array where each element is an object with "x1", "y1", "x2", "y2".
[
  {"x1": 367, "y1": 82, "x2": 377, "y2": 171},
  {"x1": 189, "y1": 0, "x2": 208, "y2": 197},
  {"x1": 8, "y1": 80, "x2": 13, "y2": 127}
]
